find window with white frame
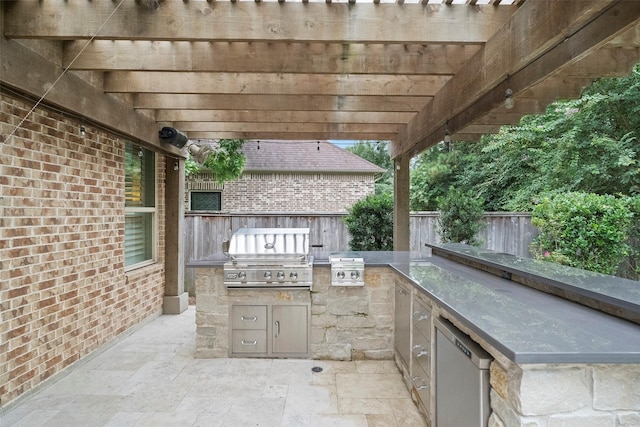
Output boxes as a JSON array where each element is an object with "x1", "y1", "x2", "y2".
[{"x1": 124, "y1": 142, "x2": 156, "y2": 268}]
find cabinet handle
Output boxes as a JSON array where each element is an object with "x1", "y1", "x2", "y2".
[
  {"x1": 417, "y1": 385, "x2": 428, "y2": 391},
  {"x1": 416, "y1": 350, "x2": 429, "y2": 358},
  {"x1": 241, "y1": 340, "x2": 257, "y2": 346},
  {"x1": 274, "y1": 320, "x2": 280, "y2": 338},
  {"x1": 241, "y1": 316, "x2": 257, "y2": 322}
]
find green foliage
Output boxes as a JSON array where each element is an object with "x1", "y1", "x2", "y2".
[
  {"x1": 410, "y1": 143, "x2": 456, "y2": 211},
  {"x1": 436, "y1": 187, "x2": 486, "y2": 245},
  {"x1": 409, "y1": 63, "x2": 640, "y2": 212},
  {"x1": 343, "y1": 193, "x2": 394, "y2": 251},
  {"x1": 620, "y1": 195, "x2": 640, "y2": 278},
  {"x1": 530, "y1": 192, "x2": 633, "y2": 275},
  {"x1": 185, "y1": 139, "x2": 246, "y2": 183},
  {"x1": 347, "y1": 140, "x2": 393, "y2": 195}
]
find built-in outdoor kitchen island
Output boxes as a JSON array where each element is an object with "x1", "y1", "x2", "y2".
[{"x1": 192, "y1": 229, "x2": 640, "y2": 427}]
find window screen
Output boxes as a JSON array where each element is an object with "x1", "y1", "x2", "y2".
[{"x1": 191, "y1": 192, "x2": 222, "y2": 211}]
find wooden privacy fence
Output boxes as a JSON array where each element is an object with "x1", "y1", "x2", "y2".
[
  {"x1": 185, "y1": 212, "x2": 537, "y2": 262},
  {"x1": 184, "y1": 212, "x2": 538, "y2": 294}
]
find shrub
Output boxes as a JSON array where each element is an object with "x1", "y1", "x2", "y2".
[
  {"x1": 436, "y1": 187, "x2": 485, "y2": 245},
  {"x1": 621, "y1": 195, "x2": 640, "y2": 278},
  {"x1": 343, "y1": 193, "x2": 394, "y2": 251},
  {"x1": 530, "y1": 192, "x2": 633, "y2": 275}
]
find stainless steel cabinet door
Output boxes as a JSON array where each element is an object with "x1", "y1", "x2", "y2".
[
  {"x1": 272, "y1": 305, "x2": 309, "y2": 354},
  {"x1": 394, "y1": 283, "x2": 411, "y2": 366}
]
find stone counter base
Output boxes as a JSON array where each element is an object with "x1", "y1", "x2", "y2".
[
  {"x1": 194, "y1": 266, "x2": 395, "y2": 360},
  {"x1": 489, "y1": 363, "x2": 640, "y2": 427}
]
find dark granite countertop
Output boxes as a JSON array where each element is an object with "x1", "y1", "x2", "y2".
[
  {"x1": 428, "y1": 243, "x2": 640, "y2": 314},
  {"x1": 392, "y1": 257, "x2": 640, "y2": 364}
]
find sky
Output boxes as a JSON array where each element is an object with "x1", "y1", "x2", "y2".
[{"x1": 328, "y1": 140, "x2": 358, "y2": 148}]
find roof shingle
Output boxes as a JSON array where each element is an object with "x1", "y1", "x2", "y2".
[{"x1": 237, "y1": 140, "x2": 386, "y2": 174}]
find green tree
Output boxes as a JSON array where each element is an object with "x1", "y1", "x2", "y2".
[
  {"x1": 347, "y1": 140, "x2": 393, "y2": 195},
  {"x1": 410, "y1": 63, "x2": 640, "y2": 212},
  {"x1": 343, "y1": 193, "x2": 394, "y2": 251},
  {"x1": 410, "y1": 140, "x2": 485, "y2": 211},
  {"x1": 436, "y1": 187, "x2": 486, "y2": 245},
  {"x1": 185, "y1": 139, "x2": 246, "y2": 183}
]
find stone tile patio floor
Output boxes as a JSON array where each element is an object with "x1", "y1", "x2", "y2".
[{"x1": 0, "y1": 306, "x2": 427, "y2": 427}]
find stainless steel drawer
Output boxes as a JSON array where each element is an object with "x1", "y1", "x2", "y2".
[
  {"x1": 412, "y1": 301, "x2": 431, "y2": 339},
  {"x1": 411, "y1": 363, "x2": 430, "y2": 413},
  {"x1": 232, "y1": 330, "x2": 267, "y2": 354},
  {"x1": 232, "y1": 305, "x2": 267, "y2": 330},
  {"x1": 412, "y1": 328, "x2": 431, "y2": 375}
]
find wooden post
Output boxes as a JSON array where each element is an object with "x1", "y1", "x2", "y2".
[
  {"x1": 393, "y1": 154, "x2": 410, "y2": 251},
  {"x1": 163, "y1": 157, "x2": 188, "y2": 314}
]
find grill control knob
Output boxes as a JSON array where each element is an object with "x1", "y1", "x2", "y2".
[
  {"x1": 290, "y1": 272, "x2": 298, "y2": 280},
  {"x1": 277, "y1": 271, "x2": 285, "y2": 280},
  {"x1": 351, "y1": 271, "x2": 360, "y2": 280},
  {"x1": 337, "y1": 271, "x2": 345, "y2": 279},
  {"x1": 264, "y1": 271, "x2": 272, "y2": 279},
  {"x1": 238, "y1": 271, "x2": 246, "y2": 280}
]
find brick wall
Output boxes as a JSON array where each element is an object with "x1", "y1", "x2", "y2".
[
  {"x1": 0, "y1": 94, "x2": 166, "y2": 407},
  {"x1": 187, "y1": 172, "x2": 376, "y2": 212}
]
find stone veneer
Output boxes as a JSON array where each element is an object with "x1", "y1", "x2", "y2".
[
  {"x1": 194, "y1": 266, "x2": 395, "y2": 360},
  {"x1": 488, "y1": 363, "x2": 640, "y2": 427}
]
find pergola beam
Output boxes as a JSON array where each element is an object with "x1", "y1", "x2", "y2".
[
  {"x1": 4, "y1": 2, "x2": 516, "y2": 44},
  {"x1": 186, "y1": 131, "x2": 399, "y2": 140},
  {"x1": 134, "y1": 94, "x2": 428, "y2": 112},
  {"x1": 104, "y1": 72, "x2": 451, "y2": 96},
  {"x1": 63, "y1": 41, "x2": 481, "y2": 75},
  {"x1": 155, "y1": 110, "x2": 416, "y2": 124},
  {"x1": 170, "y1": 121, "x2": 402, "y2": 134}
]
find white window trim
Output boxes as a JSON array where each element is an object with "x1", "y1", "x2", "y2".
[{"x1": 124, "y1": 149, "x2": 158, "y2": 271}]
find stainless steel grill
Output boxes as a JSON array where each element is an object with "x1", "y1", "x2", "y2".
[{"x1": 223, "y1": 228, "x2": 313, "y2": 289}]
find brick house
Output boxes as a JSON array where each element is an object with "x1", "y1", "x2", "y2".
[{"x1": 186, "y1": 140, "x2": 385, "y2": 213}]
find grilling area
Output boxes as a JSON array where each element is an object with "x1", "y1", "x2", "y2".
[
  {"x1": 4, "y1": 2, "x2": 640, "y2": 426},
  {"x1": 193, "y1": 235, "x2": 640, "y2": 426}
]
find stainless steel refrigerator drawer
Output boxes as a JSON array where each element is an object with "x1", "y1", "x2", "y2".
[{"x1": 435, "y1": 317, "x2": 492, "y2": 427}]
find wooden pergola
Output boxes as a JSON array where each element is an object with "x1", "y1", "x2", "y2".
[{"x1": 2, "y1": 0, "x2": 640, "y2": 249}]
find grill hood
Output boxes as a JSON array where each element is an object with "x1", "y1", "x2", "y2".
[{"x1": 227, "y1": 228, "x2": 310, "y2": 264}]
